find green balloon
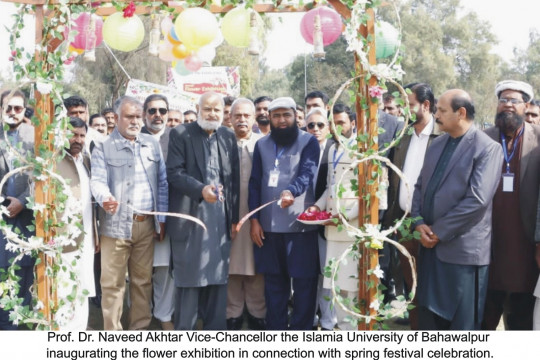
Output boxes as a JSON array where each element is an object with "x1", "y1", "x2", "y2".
[{"x1": 375, "y1": 21, "x2": 400, "y2": 59}]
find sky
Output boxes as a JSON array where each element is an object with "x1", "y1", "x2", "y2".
[{"x1": 0, "y1": 1, "x2": 539, "y2": 77}]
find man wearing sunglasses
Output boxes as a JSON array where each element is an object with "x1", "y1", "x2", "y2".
[
  {"x1": 483, "y1": 80, "x2": 540, "y2": 330},
  {"x1": 140, "y1": 94, "x2": 174, "y2": 330},
  {"x1": 141, "y1": 94, "x2": 174, "y2": 330},
  {"x1": 0, "y1": 89, "x2": 35, "y2": 329}
]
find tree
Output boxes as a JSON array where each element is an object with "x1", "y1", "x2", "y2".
[
  {"x1": 381, "y1": 0, "x2": 502, "y2": 123},
  {"x1": 286, "y1": 36, "x2": 355, "y2": 106}
]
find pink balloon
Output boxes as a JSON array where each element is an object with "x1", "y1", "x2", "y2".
[
  {"x1": 158, "y1": 42, "x2": 175, "y2": 62},
  {"x1": 161, "y1": 16, "x2": 174, "y2": 36},
  {"x1": 64, "y1": 13, "x2": 103, "y2": 50},
  {"x1": 300, "y1": 6, "x2": 342, "y2": 46},
  {"x1": 184, "y1": 54, "x2": 202, "y2": 72}
]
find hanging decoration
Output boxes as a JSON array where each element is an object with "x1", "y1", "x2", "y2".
[
  {"x1": 197, "y1": 45, "x2": 216, "y2": 66},
  {"x1": 102, "y1": 10, "x2": 145, "y2": 52},
  {"x1": 174, "y1": 8, "x2": 218, "y2": 50},
  {"x1": 148, "y1": 15, "x2": 161, "y2": 56},
  {"x1": 63, "y1": 12, "x2": 103, "y2": 53},
  {"x1": 173, "y1": 60, "x2": 191, "y2": 76},
  {"x1": 158, "y1": 41, "x2": 175, "y2": 62},
  {"x1": 171, "y1": 43, "x2": 191, "y2": 59},
  {"x1": 248, "y1": 11, "x2": 261, "y2": 55},
  {"x1": 300, "y1": 6, "x2": 342, "y2": 47},
  {"x1": 375, "y1": 21, "x2": 400, "y2": 59},
  {"x1": 312, "y1": 14, "x2": 325, "y2": 59}
]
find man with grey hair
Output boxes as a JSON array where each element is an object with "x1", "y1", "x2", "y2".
[
  {"x1": 226, "y1": 98, "x2": 266, "y2": 330},
  {"x1": 91, "y1": 96, "x2": 168, "y2": 330},
  {"x1": 167, "y1": 91, "x2": 240, "y2": 330},
  {"x1": 483, "y1": 80, "x2": 540, "y2": 330}
]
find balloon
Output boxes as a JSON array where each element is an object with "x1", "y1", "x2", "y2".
[
  {"x1": 197, "y1": 45, "x2": 216, "y2": 66},
  {"x1": 209, "y1": 29, "x2": 224, "y2": 48},
  {"x1": 168, "y1": 28, "x2": 182, "y2": 45},
  {"x1": 172, "y1": 43, "x2": 191, "y2": 59},
  {"x1": 161, "y1": 16, "x2": 174, "y2": 37},
  {"x1": 174, "y1": 60, "x2": 192, "y2": 76},
  {"x1": 102, "y1": 13, "x2": 145, "y2": 52},
  {"x1": 375, "y1": 21, "x2": 400, "y2": 59},
  {"x1": 64, "y1": 12, "x2": 104, "y2": 50},
  {"x1": 184, "y1": 54, "x2": 202, "y2": 72},
  {"x1": 174, "y1": 8, "x2": 218, "y2": 50},
  {"x1": 222, "y1": 6, "x2": 253, "y2": 48},
  {"x1": 158, "y1": 41, "x2": 175, "y2": 62},
  {"x1": 300, "y1": 6, "x2": 342, "y2": 46}
]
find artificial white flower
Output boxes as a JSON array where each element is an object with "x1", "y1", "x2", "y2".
[
  {"x1": 373, "y1": 264, "x2": 384, "y2": 279},
  {"x1": 369, "y1": 299, "x2": 380, "y2": 310},
  {"x1": 36, "y1": 81, "x2": 53, "y2": 95}
]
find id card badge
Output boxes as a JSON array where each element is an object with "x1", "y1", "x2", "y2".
[
  {"x1": 268, "y1": 170, "x2": 280, "y2": 187},
  {"x1": 502, "y1": 173, "x2": 514, "y2": 192}
]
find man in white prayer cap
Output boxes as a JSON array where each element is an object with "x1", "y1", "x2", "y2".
[{"x1": 483, "y1": 80, "x2": 540, "y2": 330}]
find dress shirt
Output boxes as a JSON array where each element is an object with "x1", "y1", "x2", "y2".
[{"x1": 399, "y1": 117, "x2": 434, "y2": 212}]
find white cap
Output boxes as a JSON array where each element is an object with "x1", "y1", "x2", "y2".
[
  {"x1": 268, "y1": 97, "x2": 296, "y2": 111},
  {"x1": 495, "y1": 80, "x2": 534, "y2": 101}
]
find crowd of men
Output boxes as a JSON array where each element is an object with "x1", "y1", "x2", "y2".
[{"x1": 0, "y1": 80, "x2": 539, "y2": 331}]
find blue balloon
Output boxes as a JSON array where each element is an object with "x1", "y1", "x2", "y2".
[{"x1": 174, "y1": 60, "x2": 191, "y2": 76}]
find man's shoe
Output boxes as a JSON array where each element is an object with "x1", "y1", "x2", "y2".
[
  {"x1": 227, "y1": 316, "x2": 244, "y2": 330},
  {"x1": 247, "y1": 313, "x2": 266, "y2": 330},
  {"x1": 160, "y1": 321, "x2": 174, "y2": 331}
]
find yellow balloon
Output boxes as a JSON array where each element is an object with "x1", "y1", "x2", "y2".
[
  {"x1": 102, "y1": 13, "x2": 145, "y2": 52},
  {"x1": 221, "y1": 6, "x2": 262, "y2": 48},
  {"x1": 174, "y1": 8, "x2": 218, "y2": 50}
]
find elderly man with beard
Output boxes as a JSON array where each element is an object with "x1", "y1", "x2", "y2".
[
  {"x1": 91, "y1": 96, "x2": 168, "y2": 330},
  {"x1": 253, "y1": 96, "x2": 272, "y2": 135},
  {"x1": 482, "y1": 80, "x2": 540, "y2": 330},
  {"x1": 248, "y1": 97, "x2": 320, "y2": 330},
  {"x1": 167, "y1": 91, "x2": 240, "y2": 330}
]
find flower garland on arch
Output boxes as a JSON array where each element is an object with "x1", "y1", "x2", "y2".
[{"x1": 323, "y1": 0, "x2": 421, "y2": 326}]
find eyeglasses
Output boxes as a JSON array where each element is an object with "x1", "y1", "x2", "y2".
[
  {"x1": 5, "y1": 105, "x2": 24, "y2": 114},
  {"x1": 307, "y1": 122, "x2": 326, "y2": 130},
  {"x1": 498, "y1": 98, "x2": 524, "y2": 105},
  {"x1": 148, "y1": 107, "x2": 168, "y2": 115},
  {"x1": 526, "y1": 112, "x2": 539, "y2": 118}
]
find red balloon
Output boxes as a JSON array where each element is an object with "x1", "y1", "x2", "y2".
[
  {"x1": 184, "y1": 54, "x2": 202, "y2": 72},
  {"x1": 64, "y1": 13, "x2": 103, "y2": 50},
  {"x1": 300, "y1": 6, "x2": 342, "y2": 46}
]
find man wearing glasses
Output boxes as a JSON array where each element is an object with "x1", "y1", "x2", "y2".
[
  {"x1": 141, "y1": 94, "x2": 175, "y2": 330},
  {"x1": 0, "y1": 90, "x2": 35, "y2": 329},
  {"x1": 483, "y1": 80, "x2": 540, "y2": 330}
]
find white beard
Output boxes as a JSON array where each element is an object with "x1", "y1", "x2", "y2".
[{"x1": 197, "y1": 116, "x2": 222, "y2": 131}]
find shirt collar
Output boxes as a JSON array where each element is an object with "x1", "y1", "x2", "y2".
[{"x1": 418, "y1": 116, "x2": 434, "y2": 137}]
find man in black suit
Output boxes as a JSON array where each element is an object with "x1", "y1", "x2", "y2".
[
  {"x1": 0, "y1": 90, "x2": 35, "y2": 329},
  {"x1": 141, "y1": 94, "x2": 174, "y2": 330},
  {"x1": 167, "y1": 92, "x2": 240, "y2": 330}
]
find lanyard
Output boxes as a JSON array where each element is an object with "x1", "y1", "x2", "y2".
[
  {"x1": 332, "y1": 138, "x2": 355, "y2": 168},
  {"x1": 500, "y1": 127, "x2": 524, "y2": 174},
  {"x1": 274, "y1": 144, "x2": 286, "y2": 170}
]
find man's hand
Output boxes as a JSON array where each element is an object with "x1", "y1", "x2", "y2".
[
  {"x1": 415, "y1": 224, "x2": 439, "y2": 248},
  {"x1": 231, "y1": 223, "x2": 238, "y2": 240},
  {"x1": 156, "y1": 222, "x2": 166, "y2": 242},
  {"x1": 535, "y1": 244, "x2": 540, "y2": 269},
  {"x1": 202, "y1": 185, "x2": 219, "y2": 203},
  {"x1": 250, "y1": 218, "x2": 265, "y2": 248},
  {"x1": 5, "y1": 197, "x2": 23, "y2": 218},
  {"x1": 280, "y1": 190, "x2": 294, "y2": 208},
  {"x1": 305, "y1": 205, "x2": 320, "y2": 213},
  {"x1": 103, "y1": 196, "x2": 119, "y2": 215}
]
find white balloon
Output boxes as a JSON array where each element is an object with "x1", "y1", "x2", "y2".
[
  {"x1": 209, "y1": 28, "x2": 224, "y2": 48},
  {"x1": 197, "y1": 45, "x2": 216, "y2": 66}
]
